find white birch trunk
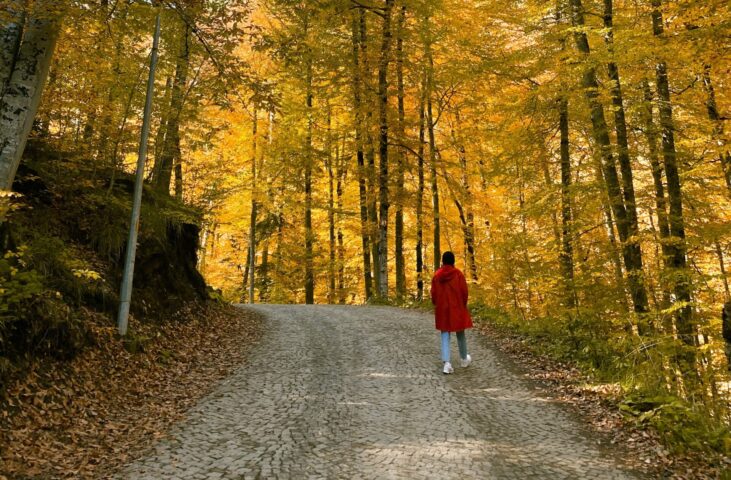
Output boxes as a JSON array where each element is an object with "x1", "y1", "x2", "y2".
[{"x1": 0, "y1": 0, "x2": 61, "y2": 190}]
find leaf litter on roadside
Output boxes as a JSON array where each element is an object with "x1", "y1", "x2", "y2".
[{"x1": 0, "y1": 302, "x2": 262, "y2": 479}]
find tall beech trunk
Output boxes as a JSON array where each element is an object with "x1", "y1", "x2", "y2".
[
  {"x1": 248, "y1": 109, "x2": 258, "y2": 304},
  {"x1": 336, "y1": 143, "x2": 347, "y2": 304},
  {"x1": 154, "y1": 23, "x2": 190, "y2": 194},
  {"x1": 304, "y1": 21, "x2": 314, "y2": 305},
  {"x1": 394, "y1": 4, "x2": 407, "y2": 299},
  {"x1": 702, "y1": 65, "x2": 731, "y2": 195},
  {"x1": 424, "y1": 14, "x2": 440, "y2": 272},
  {"x1": 0, "y1": 0, "x2": 61, "y2": 191},
  {"x1": 603, "y1": 0, "x2": 649, "y2": 321},
  {"x1": 595, "y1": 158, "x2": 629, "y2": 311},
  {"x1": 361, "y1": 12, "x2": 380, "y2": 292},
  {"x1": 326, "y1": 106, "x2": 336, "y2": 304},
  {"x1": 558, "y1": 97, "x2": 576, "y2": 307},
  {"x1": 651, "y1": 0, "x2": 695, "y2": 355},
  {"x1": 375, "y1": 0, "x2": 394, "y2": 299},
  {"x1": 352, "y1": 12, "x2": 373, "y2": 300},
  {"x1": 568, "y1": 0, "x2": 650, "y2": 330},
  {"x1": 716, "y1": 240, "x2": 730, "y2": 301},
  {"x1": 416, "y1": 74, "x2": 426, "y2": 300},
  {"x1": 641, "y1": 79, "x2": 672, "y2": 312}
]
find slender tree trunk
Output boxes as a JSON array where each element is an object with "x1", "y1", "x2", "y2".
[
  {"x1": 641, "y1": 79, "x2": 672, "y2": 313},
  {"x1": 154, "y1": 23, "x2": 190, "y2": 194},
  {"x1": 604, "y1": 0, "x2": 649, "y2": 322},
  {"x1": 394, "y1": 4, "x2": 407, "y2": 299},
  {"x1": 326, "y1": 105, "x2": 336, "y2": 304},
  {"x1": 595, "y1": 159, "x2": 629, "y2": 311},
  {"x1": 260, "y1": 239, "x2": 270, "y2": 302},
  {"x1": 304, "y1": 20, "x2": 315, "y2": 305},
  {"x1": 360, "y1": 12, "x2": 380, "y2": 293},
  {"x1": 416, "y1": 73, "x2": 426, "y2": 300},
  {"x1": 0, "y1": 0, "x2": 61, "y2": 191},
  {"x1": 568, "y1": 0, "x2": 650, "y2": 329},
  {"x1": 716, "y1": 240, "x2": 730, "y2": 302},
  {"x1": 651, "y1": 0, "x2": 695, "y2": 358},
  {"x1": 352, "y1": 11, "x2": 373, "y2": 300},
  {"x1": 424, "y1": 14, "x2": 440, "y2": 272},
  {"x1": 248, "y1": 108, "x2": 258, "y2": 304},
  {"x1": 376, "y1": 0, "x2": 394, "y2": 299},
  {"x1": 241, "y1": 248, "x2": 250, "y2": 303},
  {"x1": 558, "y1": 96, "x2": 576, "y2": 308},
  {"x1": 336, "y1": 142, "x2": 347, "y2": 304},
  {"x1": 702, "y1": 65, "x2": 731, "y2": 196}
]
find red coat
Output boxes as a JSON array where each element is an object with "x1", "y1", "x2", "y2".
[{"x1": 431, "y1": 265, "x2": 473, "y2": 332}]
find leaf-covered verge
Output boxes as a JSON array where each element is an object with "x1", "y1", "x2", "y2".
[
  {"x1": 1, "y1": 142, "x2": 209, "y2": 390},
  {"x1": 468, "y1": 303, "x2": 731, "y2": 479},
  {"x1": 0, "y1": 142, "x2": 261, "y2": 477},
  {"x1": 0, "y1": 301, "x2": 262, "y2": 479}
]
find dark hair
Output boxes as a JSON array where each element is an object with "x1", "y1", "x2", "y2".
[{"x1": 442, "y1": 251, "x2": 455, "y2": 266}]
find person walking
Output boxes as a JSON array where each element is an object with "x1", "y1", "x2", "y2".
[{"x1": 431, "y1": 251, "x2": 473, "y2": 374}]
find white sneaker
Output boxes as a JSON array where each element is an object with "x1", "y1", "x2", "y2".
[
  {"x1": 460, "y1": 354, "x2": 472, "y2": 368},
  {"x1": 443, "y1": 362, "x2": 454, "y2": 374}
]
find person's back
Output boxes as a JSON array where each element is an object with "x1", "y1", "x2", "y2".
[{"x1": 431, "y1": 251, "x2": 473, "y2": 374}]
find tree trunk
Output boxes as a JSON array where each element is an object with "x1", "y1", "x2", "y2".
[
  {"x1": 0, "y1": 0, "x2": 61, "y2": 191},
  {"x1": 326, "y1": 105, "x2": 336, "y2": 304},
  {"x1": 651, "y1": 0, "x2": 695, "y2": 357},
  {"x1": 0, "y1": 0, "x2": 25, "y2": 97},
  {"x1": 248, "y1": 108, "x2": 258, "y2": 304},
  {"x1": 424, "y1": 14, "x2": 440, "y2": 272},
  {"x1": 336, "y1": 141, "x2": 347, "y2": 304},
  {"x1": 394, "y1": 4, "x2": 407, "y2": 299},
  {"x1": 304, "y1": 19, "x2": 315, "y2": 305},
  {"x1": 568, "y1": 0, "x2": 650, "y2": 329},
  {"x1": 376, "y1": 0, "x2": 393, "y2": 299},
  {"x1": 558, "y1": 96, "x2": 576, "y2": 308},
  {"x1": 352, "y1": 11, "x2": 373, "y2": 301},
  {"x1": 154, "y1": 23, "x2": 190, "y2": 194},
  {"x1": 595, "y1": 158, "x2": 629, "y2": 312},
  {"x1": 360, "y1": 12, "x2": 380, "y2": 293},
  {"x1": 641, "y1": 79, "x2": 672, "y2": 313},
  {"x1": 702, "y1": 65, "x2": 731, "y2": 196},
  {"x1": 416, "y1": 72, "x2": 426, "y2": 301},
  {"x1": 716, "y1": 240, "x2": 730, "y2": 302},
  {"x1": 603, "y1": 0, "x2": 648, "y2": 321}
]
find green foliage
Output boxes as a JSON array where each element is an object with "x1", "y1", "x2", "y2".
[
  {"x1": 0, "y1": 246, "x2": 44, "y2": 320},
  {"x1": 471, "y1": 301, "x2": 731, "y2": 456},
  {"x1": 621, "y1": 393, "x2": 731, "y2": 455}
]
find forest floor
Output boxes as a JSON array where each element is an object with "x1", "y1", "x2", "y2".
[
  {"x1": 0, "y1": 302, "x2": 263, "y2": 479},
  {"x1": 473, "y1": 319, "x2": 731, "y2": 479}
]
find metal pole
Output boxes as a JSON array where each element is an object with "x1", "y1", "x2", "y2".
[{"x1": 117, "y1": 12, "x2": 161, "y2": 336}]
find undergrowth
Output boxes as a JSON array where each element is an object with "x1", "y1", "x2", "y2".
[{"x1": 468, "y1": 301, "x2": 731, "y2": 458}]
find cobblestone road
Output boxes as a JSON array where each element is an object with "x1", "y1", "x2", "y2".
[{"x1": 119, "y1": 305, "x2": 641, "y2": 479}]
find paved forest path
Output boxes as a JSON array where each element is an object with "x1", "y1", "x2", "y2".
[{"x1": 119, "y1": 305, "x2": 641, "y2": 479}]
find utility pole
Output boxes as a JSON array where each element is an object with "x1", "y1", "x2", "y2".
[{"x1": 117, "y1": 12, "x2": 161, "y2": 336}]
